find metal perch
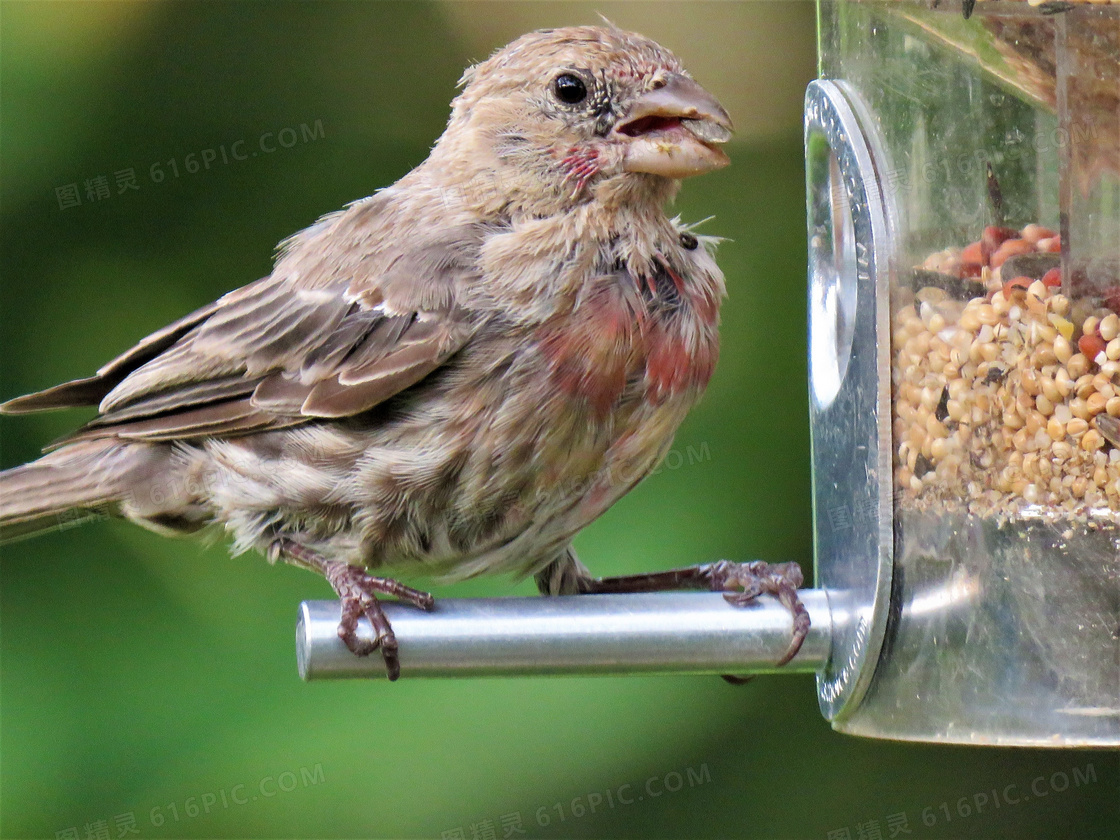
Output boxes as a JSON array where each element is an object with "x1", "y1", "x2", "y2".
[{"x1": 296, "y1": 591, "x2": 832, "y2": 681}]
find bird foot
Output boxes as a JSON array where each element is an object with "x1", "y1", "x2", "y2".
[
  {"x1": 570, "y1": 556, "x2": 810, "y2": 670},
  {"x1": 274, "y1": 539, "x2": 434, "y2": 680},
  {"x1": 324, "y1": 561, "x2": 434, "y2": 680},
  {"x1": 703, "y1": 560, "x2": 809, "y2": 667}
]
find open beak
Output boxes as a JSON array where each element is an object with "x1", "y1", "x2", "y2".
[{"x1": 615, "y1": 74, "x2": 734, "y2": 179}]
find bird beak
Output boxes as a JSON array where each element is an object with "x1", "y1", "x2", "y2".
[{"x1": 615, "y1": 74, "x2": 733, "y2": 179}]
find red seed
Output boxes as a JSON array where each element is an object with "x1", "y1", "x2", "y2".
[
  {"x1": 1020, "y1": 223, "x2": 1056, "y2": 245},
  {"x1": 1041, "y1": 268, "x2": 1062, "y2": 288},
  {"x1": 960, "y1": 241, "x2": 984, "y2": 270},
  {"x1": 982, "y1": 225, "x2": 1018, "y2": 253},
  {"x1": 1079, "y1": 333, "x2": 1106, "y2": 362},
  {"x1": 1002, "y1": 276, "x2": 1032, "y2": 298},
  {"x1": 991, "y1": 238, "x2": 1033, "y2": 269}
]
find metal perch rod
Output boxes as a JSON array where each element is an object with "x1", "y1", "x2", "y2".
[{"x1": 297, "y1": 590, "x2": 831, "y2": 680}]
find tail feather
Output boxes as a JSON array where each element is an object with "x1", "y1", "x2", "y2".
[{"x1": 0, "y1": 441, "x2": 155, "y2": 543}]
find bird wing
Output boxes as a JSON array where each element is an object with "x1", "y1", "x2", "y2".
[{"x1": 2, "y1": 198, "x2": 481, "y2": 444}]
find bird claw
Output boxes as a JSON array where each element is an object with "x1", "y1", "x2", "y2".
[
  {"x1": 274, "y1": 539, "x2": 434, "y2": 681},
  {"x1": 326, "y1": 563, "x2": 435, "y2": 680},
  {"x1": 704, "y1": 560, "x2": 809, "y2": 667},
  {"x1": 336, "y1": 593, "x2": 401, "y2": 680},
  {"x1": 570, "y1": 555, "x2": 811, "y2": 674}
]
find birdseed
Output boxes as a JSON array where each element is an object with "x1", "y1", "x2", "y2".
[{"x1": 893, "y1": 223, "x2": 1120, "y2": 521}]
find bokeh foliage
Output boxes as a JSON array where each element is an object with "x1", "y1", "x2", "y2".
[{"x1": 1, "y1": 2, "x2": 1115, "y2": 838}]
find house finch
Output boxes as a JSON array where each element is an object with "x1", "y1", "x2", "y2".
[{"x1": 0, "y1": 25, "x2": 807, "y2": 679}]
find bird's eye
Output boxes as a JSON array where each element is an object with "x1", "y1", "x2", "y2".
[{"x1": 552, "y1": 73, "x2": 587, "y2": 105}]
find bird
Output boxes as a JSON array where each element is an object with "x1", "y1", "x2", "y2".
[{"x1": 0, "y1": 24, "x2": 808, "y2": 680}]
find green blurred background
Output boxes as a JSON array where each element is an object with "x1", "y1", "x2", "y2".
[{"x1": 1, "y1": 2, "x2": 1115, "y2": 838}]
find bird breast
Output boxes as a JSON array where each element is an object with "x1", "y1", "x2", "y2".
[{"x1": 534, "y1": 251, "x2": 721, "y2": 418}]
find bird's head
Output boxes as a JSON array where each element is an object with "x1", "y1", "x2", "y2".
[{"x1": 429, "y1": 25, "x2": 733, "y2": 215}]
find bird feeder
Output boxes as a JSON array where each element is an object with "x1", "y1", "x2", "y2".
[
  {"x1": 298, "y1": 0, "x2": 1119, "y2": 748},
  {"x1": 807, "y1": 0, "x2": 1118, "y2": 746}
]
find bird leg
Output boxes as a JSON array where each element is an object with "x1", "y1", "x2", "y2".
[
  {"x1": 272, "y1": 538, "x2": 434, "y2": 681},
  {"x1": 567, "y1": 560, "x2": 810, "y2": 668}
]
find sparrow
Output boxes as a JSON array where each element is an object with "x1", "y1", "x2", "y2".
[{"x1": 0, "y1": 25, "x2": 807, "y2": 679}]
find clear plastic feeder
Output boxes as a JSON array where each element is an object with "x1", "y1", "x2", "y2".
[{"x1": 807, "y1": 0, "x2": 1119, "y2": 745}]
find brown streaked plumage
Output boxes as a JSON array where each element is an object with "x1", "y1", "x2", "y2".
[{"x1": 0, "y1": 25, "x2": 807, "y2": 678}]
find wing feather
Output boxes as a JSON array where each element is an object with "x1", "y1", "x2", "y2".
[
  {"x1": 4, "y1": 198, "x2": 484, "y2": 446},
  {"x1": 84, "y1": 376, "x2": 259, "y2": 427},
  {"x1": 0, "y1": 300, "x2": 220, "y2": 414}
]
